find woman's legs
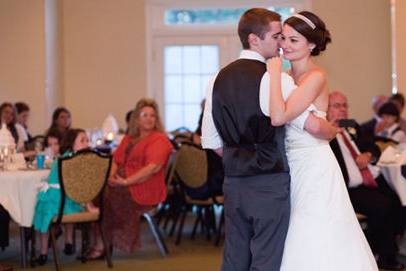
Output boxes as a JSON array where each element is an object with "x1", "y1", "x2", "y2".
[
  {"x1": 39, "y1": 232, "x2": 49, "y2": 255},
  {"x1": 63, "y1": 224, "x2": 75, "y2": 255},
  {"x1": 37, "y1": 232, "x2": 49, "y2": 265}
]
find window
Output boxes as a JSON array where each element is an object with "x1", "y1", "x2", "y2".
[
  {"x1": 165, "y1": 7, "x2": 295, "y2": 25},
  {"x1": 164, "y1": 45, "x2": 219, "y2": 131}
]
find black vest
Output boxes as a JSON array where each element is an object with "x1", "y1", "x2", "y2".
[{"x1": 212, "y1": 59, "x2": 289, "y2": 177}]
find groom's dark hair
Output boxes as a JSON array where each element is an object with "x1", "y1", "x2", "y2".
[{"x1": 238, "y1": 8, "x2": 281, "y2": 49}]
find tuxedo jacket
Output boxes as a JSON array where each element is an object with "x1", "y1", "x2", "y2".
[{"x1": 329, "y1": 123, "x2": 381, "y2": 186}]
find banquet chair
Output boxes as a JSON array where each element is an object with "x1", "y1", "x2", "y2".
[
  {"x1": 49, "y1": 149, "x2": 112, "y2": 271},
  {"x1": 166, "y1": 142, "x2": 219, "y2": 245},
  {"x1": 141, "y1": 211, "x2": 169, "y2": 257}
]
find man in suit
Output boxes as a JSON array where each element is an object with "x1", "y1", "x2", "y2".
[
  {"x1": 202, "y1": 8, "x2": 334, "y2": 271},
  {"x1": 327, "y1": 91, "x2": 405, "y2": 270}
]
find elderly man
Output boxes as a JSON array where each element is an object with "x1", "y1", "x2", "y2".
[{"x1": 327, "y1": 91, "x2": 405, "y2": 270}]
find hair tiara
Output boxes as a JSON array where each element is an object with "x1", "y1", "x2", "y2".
[{"x1": 291, "y1": 14, "x2": 316, "y2": 30}]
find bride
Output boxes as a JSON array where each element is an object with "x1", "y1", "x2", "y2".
[{"x1": 266, "y1": 11, "x2": 378, "y2": 270}]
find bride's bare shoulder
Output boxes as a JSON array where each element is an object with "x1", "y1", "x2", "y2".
[{"x1": 305, "y1": 67, "x2": 327, "y2": 83}]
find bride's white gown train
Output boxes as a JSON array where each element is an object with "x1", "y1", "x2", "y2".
[{"x1": 279, "y1": 109, "x2": 378, "y2": 271}]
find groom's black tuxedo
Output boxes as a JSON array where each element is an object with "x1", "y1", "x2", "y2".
[{"x1": 329, "y1": 122, "x2": 404, "y2": 258}]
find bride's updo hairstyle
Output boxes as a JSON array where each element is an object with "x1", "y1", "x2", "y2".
[{"x1": 284, "y1": 11, "x2": 331, "y2": 56}]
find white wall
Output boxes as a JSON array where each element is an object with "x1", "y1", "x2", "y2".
[
  {"x1": 0, "y1": 0, "x2": 47, "y2": 135},
  {"x1": 0, "y1": 0, "x2": 396, "y2": 132}
]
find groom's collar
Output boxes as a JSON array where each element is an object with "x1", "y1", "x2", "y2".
[{"x1": 239, "y1": 50, "x2": 266, "y2": 63}]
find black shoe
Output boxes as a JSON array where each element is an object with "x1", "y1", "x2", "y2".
[
  {"x1": 37, "y1": 254, "x2": 48, "y2": 266},
  {"x1": 63, "y1": 243, "x2": 75, "y2": 255},
  {"x1": 377, "y1": 257, "x2": 405, "y2": 270}
]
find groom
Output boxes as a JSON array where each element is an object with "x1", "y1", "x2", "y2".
[{"x1": 202, "y1": 8, "x2": 333, "y2": 271}]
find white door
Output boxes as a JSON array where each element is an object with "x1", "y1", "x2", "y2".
[{"x1": 151, "y1": 35, "x2": 241, "y2": 132}]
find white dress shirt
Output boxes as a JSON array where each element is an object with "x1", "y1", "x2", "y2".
[
  {"x1": 201, "y1": 49, "x2": 309, "y2": 149},
  {"x1": 336, "y1": 130, "x2": 380, "y2": 188}
]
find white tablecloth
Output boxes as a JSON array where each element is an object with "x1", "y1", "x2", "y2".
[
  {"x1": 0, "y1": 169, "x2": 50, "y2": 227},
  {"x1": 379, "y1": 163, "x2": 406, "y2": 206}
]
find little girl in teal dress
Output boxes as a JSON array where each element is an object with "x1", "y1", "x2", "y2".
[
  {"x1": 33, "y1": 153, "x2": 83, "y2": 232},
  {"x1": 33, "y1": 128, "x2": 90, "y2": 265}
]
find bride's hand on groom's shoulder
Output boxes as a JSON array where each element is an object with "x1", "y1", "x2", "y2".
[{"x1": 266, "y1": 57, "x2": 282, "y2": 75}]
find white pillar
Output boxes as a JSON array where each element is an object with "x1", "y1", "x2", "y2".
[{"x1": 45, "y1": 0, "x2": 64, "y2": 125}]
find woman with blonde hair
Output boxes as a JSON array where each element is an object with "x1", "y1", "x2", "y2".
[{"x1": 86, "y1": 98, "x2": 173, "y2": 258}]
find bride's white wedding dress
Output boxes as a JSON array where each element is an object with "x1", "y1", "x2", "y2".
[
  {"x1": 260, "y1": 73, "x2": 378, "y2": 270},
  {"x1": 279, "y1": 109, "x2": 378, "y2": 270}
]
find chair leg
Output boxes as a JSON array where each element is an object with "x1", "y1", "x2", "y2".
[
  {"x1": 215, "y1": 207, "x2": 225, "y2": 246},
  {"x1": 143, "y1": 213, "x2": 169, "y2": 257},
  {"x1": 80, "y1": 224, "x2": 89, "y2": 263},
  {"x1": 155, "y1": 204, "x2": 165, "y2": 226},
  {"x1": 30, "y1": 227, "x2": 37, "y2": 267},
  {"x1": 175, "y1": 208, "x2": 187, "y2": 245},
  {"x1": 19, "y1": 227, "x2": 27, "y2": 268},
  {"x1": 100, "y1": 224, "x2": 113, "y2": 268},
  {"x1": 169, "y1": 210, "x2": 181, "y2": 237},
  {"x1": 203, "y1": 207, "x2": 211, "y2": 241},
  {"x1": 191, "y1": 207, "x2": 202, "y2": 240},
  {"x1": 50, "y1": 225, "x2": 61, "y2": 271}
]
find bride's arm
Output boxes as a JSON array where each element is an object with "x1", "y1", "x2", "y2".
[
  {"x1": 267, "y1": 57, "x2": 326, "y2": 126},
  {"x1": 304, "y1": 114, "x2": 337, "y2": 141}
]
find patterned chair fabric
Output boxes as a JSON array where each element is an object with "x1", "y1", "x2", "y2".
[
  {"x1": 59, "y1": 150, "x2": 111, "y2": 204},
  {"x1": 174, "y1": 143, "x2": 208, "y2": 189}
]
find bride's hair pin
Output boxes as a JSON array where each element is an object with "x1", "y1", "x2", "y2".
[{"x1": 291, "y1": 14, "x2": 316, "y2": 30}]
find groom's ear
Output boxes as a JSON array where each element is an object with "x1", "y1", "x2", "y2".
[{"x1": 248, "y1": 33, "x2": 259, "y2": 48}]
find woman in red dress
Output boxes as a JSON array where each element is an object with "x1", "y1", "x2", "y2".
[{"x1": 87, "y1": 98, "x2": 173, "y2": 258}]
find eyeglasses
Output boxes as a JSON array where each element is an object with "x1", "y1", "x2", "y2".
[
  {"x1": 139, "y1": 112, "x2": 157, "y2": 118},
  {"x1": 329, "y1": 103, "x2": 348, "y2": 109}
]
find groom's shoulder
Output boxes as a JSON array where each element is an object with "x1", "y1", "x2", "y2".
[{"x1": 220, "y1": 58, "x2": 265, "y2": 75}]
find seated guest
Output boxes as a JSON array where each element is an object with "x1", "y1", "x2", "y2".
[
  {"x1": 0, "y1": 102, "x2": 27, "y2": 152},
  {"x1": 47, "y1": 107, "x2": 72, "y2": 139},
  {"x1": 86, "y1": 98, "x2": 172, "y2": 258},
  {"x1": 375, "y1": 102, "x2": 406, "y2": 143},
  {"x1": 33, "y1": 129, "x2": 90, "y2": 265},
  {"x1": 124, "y1": 109, "x2": 133, "y2": 134},
  {"x1": 0, "y1": 205, "x2": 10, "y2": 251},
  {"x1": 15, "y1": 102, "x2": 32, "y2": 142},
  {"x1": 190, "y1": 99, "x2": 224, "y2": 199},
  {"x1": 389, "y1": 93, "x2": 406, "y2": 133},
  {"x1": 327, "y1": 91, "x2": 405, "y2": 270},
  {"x1": 43, "y1": 129, "x2": 62, "y2": 165},
  {"x1": 360, "y1": 95, "x2": 388, "y2": 137}
]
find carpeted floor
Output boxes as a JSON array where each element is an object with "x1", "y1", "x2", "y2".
[
  {"x1": 2, "y1": 218, "x2": 406, "y2": 271},
  {"x1": 0, "y1": 218, "x2": 223, "y2": 271}
]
